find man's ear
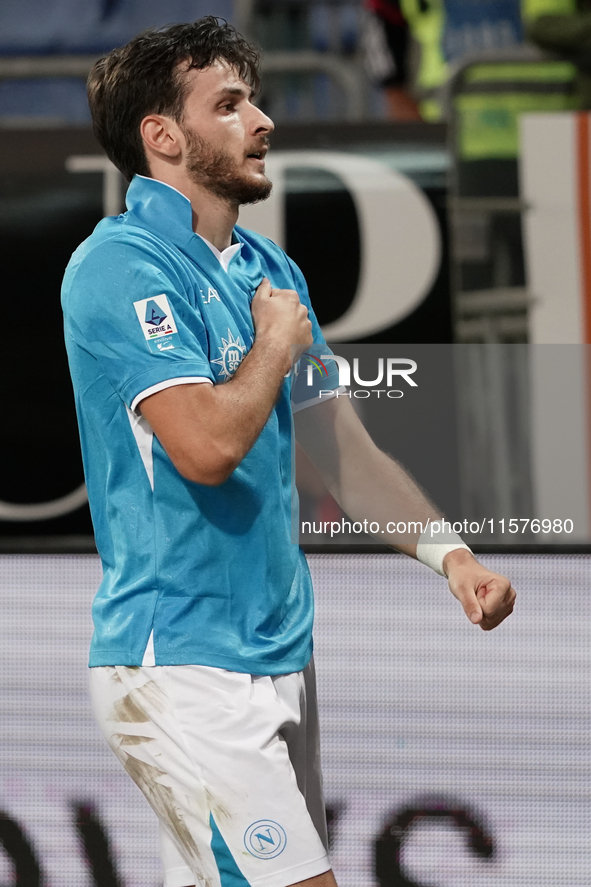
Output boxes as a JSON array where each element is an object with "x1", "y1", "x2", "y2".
[{"x1": 140, "y1": 114, "x2": 183, "y2": 160}]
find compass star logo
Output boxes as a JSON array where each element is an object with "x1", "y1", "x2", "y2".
[{"x1": 212, "y1": 329, "x2": 247, "y2": 379}]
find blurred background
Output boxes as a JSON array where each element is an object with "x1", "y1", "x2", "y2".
[
  {"x1": 3, "y1": 0, "x2": 591, "y2": 544},
  {"x1": 2, "y1": 2, "x2": 591, "y2": 885}
]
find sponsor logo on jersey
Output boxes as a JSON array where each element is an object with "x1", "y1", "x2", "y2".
[
  {"x1": 244, "y1": 821, "x2": 287, "y2": 859},
  {"x1": 212, "y1": 329, "x2": 246, "y2": 379},
  {"x1": 133, "y1": 294, "x2": 180, "y2": 352},
  {"x1": 201, "y1": 286, "x2": 221, "y2": 304}
]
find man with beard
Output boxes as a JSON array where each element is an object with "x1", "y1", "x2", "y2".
[{"x1": 61, "y1": 17, "x2": 515, "y2": 887}]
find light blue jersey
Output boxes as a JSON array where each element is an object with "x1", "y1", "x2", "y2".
[{"x1": 62, "y1": 175, "x2": 339, "y2": 672}]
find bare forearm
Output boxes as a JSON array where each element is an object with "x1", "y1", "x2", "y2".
[
  {"x1": 295, "y1": 397, "x2": 441, "y2": 556},
  {"x1": 141, "y1": 278, "x2": 312, "y2": 486},
  {"x1": 141, "y1": 336, "x2": 290, "y2": 484},
  {"x1": 296, "y1": 399, "x2": 516, "y2": 629},
  {"x1": 328, "y1": 443, "x2": 441, "y2": 556},
  {"x1": 206, "y1": 337, "x2": 290, "y2": 461}
]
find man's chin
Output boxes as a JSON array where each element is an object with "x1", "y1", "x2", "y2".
[
  {"x1": 240, "y1": 179, "x2": 273, "y2": 205},
  {"x1": 197, "y1": 168, "x2": 273, "y2": 206},
  {"x1": 228, "y1": 175, "x2": 273, "y2": 206}
]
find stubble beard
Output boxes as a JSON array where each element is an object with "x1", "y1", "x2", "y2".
[{"x1": 183, "y1": 127, "x2": 272, "y2": 206}]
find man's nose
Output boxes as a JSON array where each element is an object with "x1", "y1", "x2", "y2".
[{"x1": 253, "y1": 105, "x2": 274, "y2": 135}]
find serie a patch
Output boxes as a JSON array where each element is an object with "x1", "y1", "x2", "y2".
[{"x1": 133, "y1": 294, "x2": 181, "y2": 354}]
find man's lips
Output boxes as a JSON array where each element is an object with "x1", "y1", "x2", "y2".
[{"x1": 245, "y1": 145, "x2": 269, "y2": 161}]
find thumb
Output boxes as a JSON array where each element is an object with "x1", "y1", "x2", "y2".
[
  {"x1": 255, "y1": 277, "x2": 272, "y2": 298},
  {"x1": 455, "y1": 586, "x2": 483, "y2": 625}
]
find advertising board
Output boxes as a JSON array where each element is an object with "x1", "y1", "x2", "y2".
[{"x1": 1, "y1": 553, "x2": 588, "y2": 886}]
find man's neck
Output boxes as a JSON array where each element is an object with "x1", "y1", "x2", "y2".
[
  {"x1": 150, "y1": 168, "x2": 238, "y2": 251},
  {"x1": 190, "y1": 189, "x2": 239, "y2": 252}
]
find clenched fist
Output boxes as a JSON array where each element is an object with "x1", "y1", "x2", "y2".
[
  {"x1": 251, "y1": 278, "x2": 313, "y2": 368},
  {"x1": 443, "y1": 548, "x2": 516, "y2": 630}
]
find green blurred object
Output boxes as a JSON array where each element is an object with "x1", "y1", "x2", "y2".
[
  {"x1": 455, "y1": 61, "x2": 578, "y2": 159},
  {"x1": 399, "y1": 0, "x2": 581, "y2": 121},
  {"x1": 400, "y1": 0, "x2": 448, "y2": 119},
  {"x1": 401, "y1": 0, "x2": 448, "y2": 91},
  {"x1": 521, "y1": 0, "x2": 577, "y2": 22},
  {"x1": 463, "y1": 60, "x2": 576, "y2": 81},
  {"x1": 527, "y1": 6, "x2": 591, "y2": 108}
]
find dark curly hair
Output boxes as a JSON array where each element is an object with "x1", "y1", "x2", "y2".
[{"x1": 87, "y1": 17, "x2": 261, "y2": 182}]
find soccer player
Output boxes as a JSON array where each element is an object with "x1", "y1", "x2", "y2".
[{"x1": 61, "y1": 17, "x2": 515, "y2": 887}]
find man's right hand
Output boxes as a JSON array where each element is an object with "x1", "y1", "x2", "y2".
[
  {"x1": 140, "y1": 278, "x2": 314, "y2": 486},
  {"x1": 251, "y1": 278, "x2": 313, "y2": 369}
]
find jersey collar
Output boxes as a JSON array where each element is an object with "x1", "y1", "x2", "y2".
[{"x1": 125, "y1": 175, "x2": 242, "y2": 272}]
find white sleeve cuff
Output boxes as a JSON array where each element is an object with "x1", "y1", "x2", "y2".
[
  {"x1": 131, "y1": 377, "x2": 212, "y2": 413},
  {"x1": 416, "y1": 530, "x2": 472, "y2": 577}
]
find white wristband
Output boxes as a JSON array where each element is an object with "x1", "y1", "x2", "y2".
[{"x1": 416, "y1": 529, "x2": 472, "y2": 577}]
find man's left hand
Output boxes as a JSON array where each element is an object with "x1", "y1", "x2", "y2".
[{"x1": 443, "y1": 548, "x2": 516, "y2": 630}]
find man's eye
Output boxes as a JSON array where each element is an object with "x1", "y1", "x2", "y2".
[{"x1": 221, "y1": 103, "x2": 235, "y2": 112}]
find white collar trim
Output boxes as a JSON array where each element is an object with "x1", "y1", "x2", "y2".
[{"x1": 196, "y1": 233, "x2": 242, "y2": 273}]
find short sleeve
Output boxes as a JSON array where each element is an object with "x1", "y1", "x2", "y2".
[
  {"x1": 62, "y1": 237, "x2": 215, "y2": 409},
  {"x1": 286, "y1": 258, "x2": 343, "y2": 411}
]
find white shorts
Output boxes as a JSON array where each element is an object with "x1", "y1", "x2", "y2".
[{"x1": 89, "y1": 661, "x2": 331, "y2": 887}]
